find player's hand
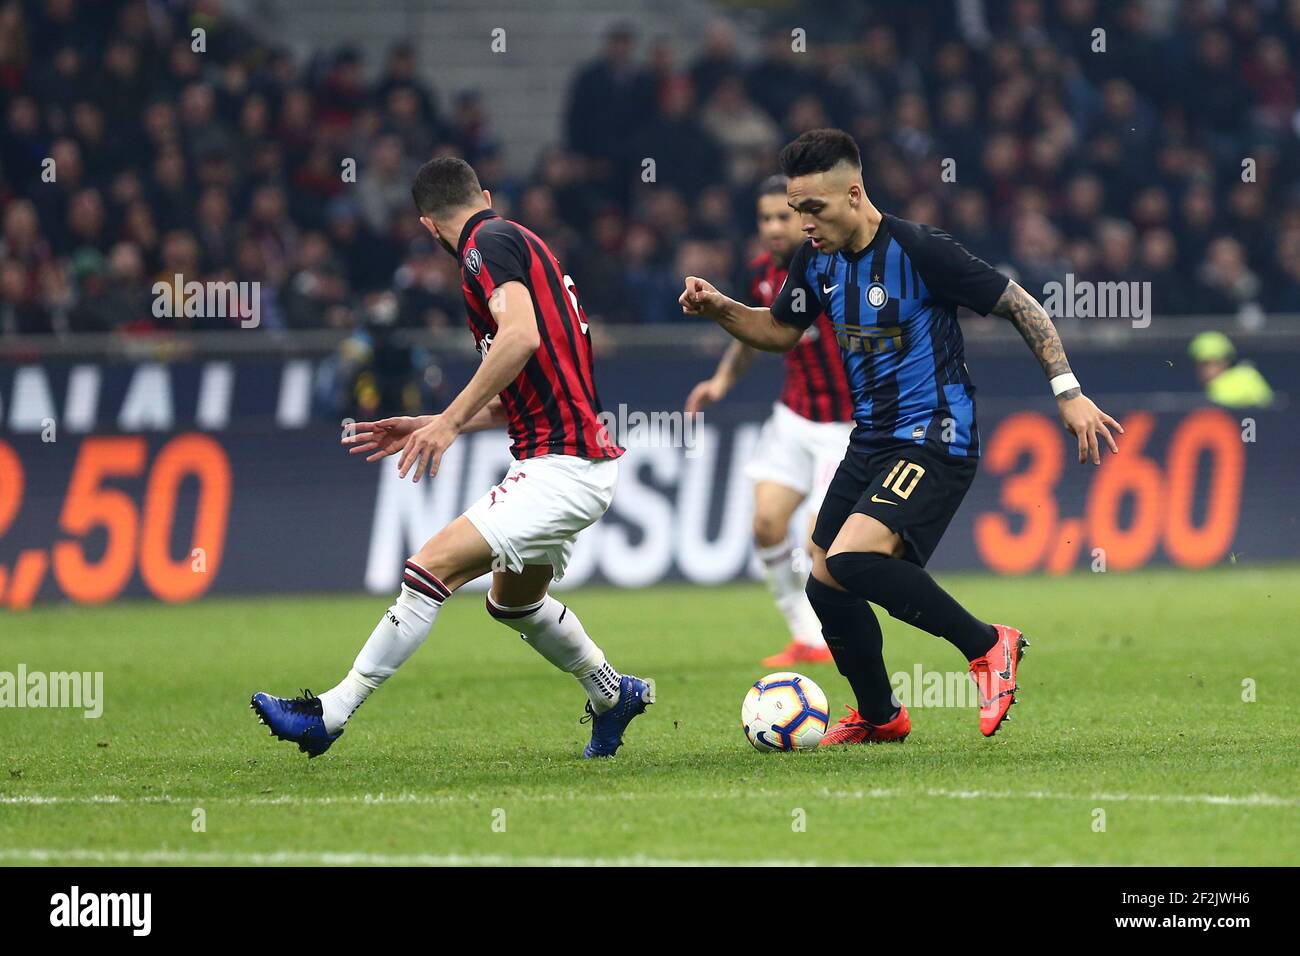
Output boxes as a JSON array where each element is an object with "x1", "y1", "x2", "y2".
[
  {"x1": 342, "y1": 416, "x2": 429, "y2": 462},
  {"x1": 397, "y1": 414, "x2": 460, "y2": 483},
  {"x1": 679, "y1": 276, "x2": 726, "y2": 319},
  {"x1": 685, "y1": 377, "x2": 728, "y2": 415},
  {"x1": 1058, "y1": 394, "x2": 1124, "y2": 465}
]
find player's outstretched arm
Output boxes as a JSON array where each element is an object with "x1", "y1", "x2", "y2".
[
  {"x1": 685, "y1": 339, "x2": 757, "y2": 414},
  {"x1": 394, "y1": 281, "x2": 539, "y2": 482},
  {"x1": 990, "y1": 279, "x2": 1125, "y2": 465},
  {"x1": 679, "y1": 276, "x2": 802, "y2": 352}
]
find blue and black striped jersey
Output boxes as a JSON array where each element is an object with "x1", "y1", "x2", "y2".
[{"x1": 770, "y1": 214, "x2": 1009, "y2": 459}]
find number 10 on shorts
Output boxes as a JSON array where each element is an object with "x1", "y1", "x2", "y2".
[{"x1": 882, "y1": 459, "x2": 926, "y2": 500}]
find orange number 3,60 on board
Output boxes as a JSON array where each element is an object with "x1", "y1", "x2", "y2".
[{"x1": 975, "y1": 409, "x2": 1244, "y2": 574}]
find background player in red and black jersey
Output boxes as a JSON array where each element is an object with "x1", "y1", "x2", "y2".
[
  {"x1": 252, "y1": 158, "x2": 654, "y2": 761},
  {"x1": 685, "y1": 176, "x2": 854, "y2": 668}
]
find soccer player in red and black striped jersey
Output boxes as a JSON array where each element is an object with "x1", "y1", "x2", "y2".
[
  {"x1": 685, "y1": 176, "x2": 854, "y2": 668},
  {"x1": 251, "y1": 158, "x2": 654, "y2": 760}
]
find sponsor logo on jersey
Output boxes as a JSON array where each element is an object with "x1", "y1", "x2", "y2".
[{"x1": 834, "y1": 323, "x2": 903, "y2": 354}]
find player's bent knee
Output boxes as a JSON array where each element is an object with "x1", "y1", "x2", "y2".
[
  {"x1": 408, "y1": 516, "x2": 497, "y2": 592},
  {"x1": 826, "y1": 513, "x2": 903, "y2": 560},
  {"x1": 752, "y1": 512, "x2": 787, "y2": 549},
  {"x1": 824, "y1": 551, "x2": 889, "y2": 593},
  {"x1": 808, "y1": 547, "x2": 845, "y2": 590},
  {"x1": 488, "y1": 566, "x2": 553, "y2": 609},
  {"x1": 407, "y1": 549, "x2": 456, "y2": 586}
]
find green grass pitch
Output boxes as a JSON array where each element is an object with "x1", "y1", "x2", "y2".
[{"x1": 2, "y1": 567, "x2": 1297, "y2": 866}]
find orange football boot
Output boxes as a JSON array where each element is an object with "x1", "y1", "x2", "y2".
[
  {"x1": 969, "y1": 625, "x2": 1029, "y2": 737},
  {"x1": 818, "y1": 704, "x2": 911, "y2": 746},
  {"x1": 761, "y1": 640, "x2": 834, "y2": 668}
]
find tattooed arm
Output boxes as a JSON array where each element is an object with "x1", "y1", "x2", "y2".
[
  {"x1": 990, "y1": 280, "x2": 1077, "y2": 391},
  {"x1": 990, "y1": 280, "x2": 1124, "y2": 465}
]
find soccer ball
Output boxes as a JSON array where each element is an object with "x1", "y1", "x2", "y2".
[{"x1": 741, "y1": 672, "x2": 830, "y2": 752}]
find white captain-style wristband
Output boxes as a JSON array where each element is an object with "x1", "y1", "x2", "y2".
[{"x1": 1050, "y1": 373, "x2": 1081, "y2": 397}]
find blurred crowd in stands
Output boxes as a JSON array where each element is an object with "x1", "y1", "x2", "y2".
[{"x1": 3, "y1": 0, "x2": 1300, "y2": 340}]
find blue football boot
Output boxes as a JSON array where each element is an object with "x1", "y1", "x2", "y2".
[
  {"x1": 250, "y1": 689, "x2": 341, "y2": 758},
  {"x1": 581, "y1": 675, "x2": 655, "y2": 758}
]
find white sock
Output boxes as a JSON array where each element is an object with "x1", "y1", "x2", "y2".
[
  {"x1": 487, "y1": 593, "x2": 623, "y2": 713},
  {"x1": 319, "y1": 561, "x2": 448, "y2": 733},
  {"x1": 756, "y1": 542, "x2": 826, "y2": 648}
]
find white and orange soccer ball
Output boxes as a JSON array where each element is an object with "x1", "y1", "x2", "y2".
[{"x1": 741, "y1": 672, "x2": 830, "y2": 752}]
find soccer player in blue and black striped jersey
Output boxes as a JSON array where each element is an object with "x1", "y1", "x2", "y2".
[{"x1": 680, "y1": 129, "x2": 1123, "y2": 743}]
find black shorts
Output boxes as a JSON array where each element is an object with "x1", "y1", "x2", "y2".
[{"x1": 812, "y1": 443, "x2": 978, "y2": 567}]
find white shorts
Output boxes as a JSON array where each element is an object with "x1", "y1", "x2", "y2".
[
  {"x1": 745, "y1": 402, "x2": 853, "y2": 510},
  {"x1": 464, "y1": 454, "x2": 618, "y2": 581}
]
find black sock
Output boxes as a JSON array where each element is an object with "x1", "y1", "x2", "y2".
[
  {"x1": 804, "y1": 575, "x2": 899, "y2": 724},
  {"x1": 824, "y1": 551, "x2": 997, "y2": 662}
]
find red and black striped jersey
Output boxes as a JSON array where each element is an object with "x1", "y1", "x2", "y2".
[
  {"x1": 750, "y1": 251, "x2": 854, "y2": 423},
  {"x1": 458, "y1": 209, "x2": 622, "y2": 461}
]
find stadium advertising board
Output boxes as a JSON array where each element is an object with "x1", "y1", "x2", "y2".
[{"x1": 0, "y1": 354, "x2": 1293, "y2": 606}]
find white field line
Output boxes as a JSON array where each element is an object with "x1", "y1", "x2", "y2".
[
  {"x1": 0, "y1": 787, "x2": 1296, "y2": 809},
  {"x1": 0, "y1": 847, "x2": 1075, "y2": 867}
]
